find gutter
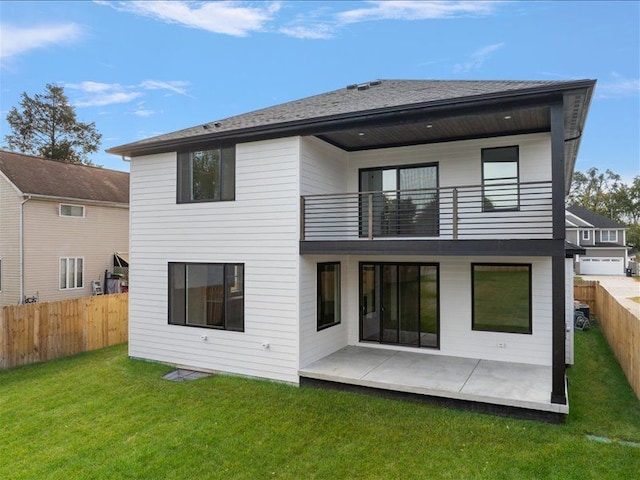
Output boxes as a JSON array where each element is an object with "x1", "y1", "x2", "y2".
[{"x1": 23, "y1": 193, "x2": 129, "y2": 209}]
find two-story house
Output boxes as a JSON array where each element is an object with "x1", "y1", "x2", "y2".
[
  {"x1": 108, "y1": 79, "x2": 595, "y2": 420},
  {"x1": 566, "y1": 205, "x2": 629, "y2": 275},
  {"x1": 0, "y1": 150, "x2": 129, "y2": 305}
]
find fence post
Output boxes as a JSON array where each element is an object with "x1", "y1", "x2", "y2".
[{"x1": 0, "y1": 306, "x2": 6, "y2": 370}]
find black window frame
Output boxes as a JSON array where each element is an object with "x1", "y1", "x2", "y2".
[
  {"x1": 168, "y1": 262, "x2": 244, "y2": 332},
  {"x1": 358, "y1": 261, "x2": 440, "y2": 349},
  {"x1": 317, "y1": 262, "x2": 341, "y2": 331},
  {"x1": 358, "y1": 162, "x2": 440, "y2": 238},
  {"x1": 481, "y1": 146, "x2": 520, "y2": 212},
  {"x1": 471, "y1": 263, "x2": 532, "y2": 335},
  {"x1": 177, "y1": 146, "x2": 236, "y2": 203}
]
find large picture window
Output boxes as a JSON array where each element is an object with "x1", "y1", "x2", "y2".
[
  {"x1": 317, "y1": 262, "x2": 341, "y2": 330},
  {"x1": 169, "y1": 263, "x2": 244, "y2": 331},
  {"x1": 177, "y1": 147, "x2": 235, "y2": 203},
  {"x1": 472, "y1": 264, "x2": 531, "y2": 334},
  {"x1": 60, "y1": 257, "x2": 84, "y2": 290},
  {"x1": 482, "y1": 146, "x2": 519, "y2": 211}
]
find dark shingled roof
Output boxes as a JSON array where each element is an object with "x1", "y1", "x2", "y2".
[
  {"x1": 0, "y1": 150, "x2": 129, "y2": 204},
  {"x1": 566, "y1": 205, "x2": 626, "y2": 229},
  {"x1": 108, "y1": 79, "x2": 594, "y2": 156}
]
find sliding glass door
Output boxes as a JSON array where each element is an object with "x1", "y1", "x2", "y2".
[
  {"x1": 359, "y1": 164, "x2": 439, "y2": 237},
  {"x1": 360, "y1": 263, "x2": 439, "y2": 348}
]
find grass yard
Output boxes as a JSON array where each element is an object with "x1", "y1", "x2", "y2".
[{"x1": 1, "y1": 328, "x2": 639, "y2": 479}]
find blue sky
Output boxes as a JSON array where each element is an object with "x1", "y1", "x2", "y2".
[{"x1": 1, "y1": 1, "x2": 638, "y2": 181}]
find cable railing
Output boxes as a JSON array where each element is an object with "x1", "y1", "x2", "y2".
[{"x1": 301, "y1": 181, "x2": 553, "y2": 241}]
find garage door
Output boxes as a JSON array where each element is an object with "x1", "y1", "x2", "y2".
[{"x1": 579, "y1": 257, "x2": 624, "y2": 275}]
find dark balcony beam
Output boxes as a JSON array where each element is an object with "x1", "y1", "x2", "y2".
[{"x1": 300, "y1": 239, "x2": 563, "y2": 257}]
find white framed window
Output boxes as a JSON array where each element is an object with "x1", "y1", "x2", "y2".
[
  {"x1": 581, "y1": 230, "x2": 590, "y2": 241},
  {"x1": 59, "y1": 257, "x2": 84, "y2": 289},
  {"x1": 60, "y1": 204, "x2": 85, "y2": 218},
  {"x1": 600, "y1": 230, "x2": 618, "y2": 243}
]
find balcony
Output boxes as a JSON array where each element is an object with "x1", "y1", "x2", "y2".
[{"x1": 301, "y1": 181, "x2": 553, "y2": 245}]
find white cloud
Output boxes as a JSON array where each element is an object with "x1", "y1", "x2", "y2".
[
  {"x1": 277, "y1": 1, "x2": 499, "y2": 40},
  {"x1": 279, "y1": 24, "x2": 333, "y2": 40},
  {"x1": 597, "y1": 75, "x2": 640, "y2": 99},
  {"x1": 101, "y1": 1, "x2": 280, "y2": 37},
  {"x1": 75, "y1": 92, "x2": 143, "y2": 108},
  {"x1": 65, "y1": 79, "x2": 189, "y2": 108},
  {"x1": 453, "y1": 42, "x2": 505, "y2": 73},
  {"x1": 337, "y1": 1, "x2": 497, "y2": 24},
  {"x1": 133, "y1": 108, "x2": 156, "y2": 117},
  {"x1": 0, "y1": 23, "x2": 83, "y2": 60},
  {"x1": 139, "y1": 80, "x2": 189, "y2": 96}
]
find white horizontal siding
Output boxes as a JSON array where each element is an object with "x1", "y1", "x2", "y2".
[
  {"x1": 565, "y1": 258, "x2": 574, "y2": 365},
  {"x1": 0, "y1": 174, "x2": 22, "y2": 305},
  {"x1": 21, "y1": 199, "x2": 128, "y2": 303},
  {"x1": 299, "y1": 138, "x2": 350, "y2": 366},
  {"x1": 315, "y1": 255, "x2": 553, "y2": 366},
  {"x1": 347, "y1": 133, "x2": 553, "y2": 240},
  {"x1": 128, "y1": 138, "x2": 302, "y2": 383}
]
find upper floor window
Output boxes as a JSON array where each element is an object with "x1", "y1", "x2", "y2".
[
  {"x1": 177, "y1": 147, "x2": 235, "y2": 203},
  {"x1": 60, "y1": 204, "x2": 85, "y2": 217},
  {"x1": 600, "y1": 230, "x2": 618, "y2": 243},
  {"x1": 482, "y1": 146, "x2": 519, "y2": 211},
  {"x1": 581, "y1": 230, "x2": 591, "y2": 241},
  {"x1": 60, "y1": 257, "x2": 83, "y2": 290}
]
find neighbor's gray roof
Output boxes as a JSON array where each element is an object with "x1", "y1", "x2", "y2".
[
  {"x1": 108, "y1": 79, "x2": 593, "y2": 156},
  {"x1": 566, "y1": 205, "x2": 627, "y2": 229},
  {"x1": 0, "y1": 150, "x2": 129, "y2": 204}
]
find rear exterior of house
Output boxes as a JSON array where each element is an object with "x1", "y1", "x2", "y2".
[
  {"x1": 0, "y1": 151, "x2": 129, "y2": 305},
  {"x1": 110, "y1": 79, "x2": 595, "y2": 418},
  {"x1": 566, "y1": 205, "x2": 628, "y2": 275}
]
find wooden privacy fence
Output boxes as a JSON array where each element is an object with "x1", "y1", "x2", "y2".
[
  {"x1": 574, "y1": 281, "x2": 639, "y2": 400},
  {"x1": 0, "y1": 293, "x2": 128, "y2": 370}
]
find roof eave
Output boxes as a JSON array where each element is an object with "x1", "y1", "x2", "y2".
[{"x1": 107, "y1": 80, "x2": 596, "y2": 158}]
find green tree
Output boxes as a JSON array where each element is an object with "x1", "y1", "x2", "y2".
[
  {"x1": 567, "y1": 167, "x2": 622, "y2": 217},
  {"x1": 4, "y1": 83, "x2": 101, "y2": 165},
  {"x1": 627, "y1": 223, "x2": 640, "y2": 250}
]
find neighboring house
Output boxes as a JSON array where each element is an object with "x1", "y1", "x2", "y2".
[
  {"x1": 0, "y1": 150, "x2": 129, "y2": 305},
  {"x1": 108, "y1": 79, "x2": 595, "y2": 419},
  {"x1": 566, "y1": 205, "x2": 629, "y2": 275}
]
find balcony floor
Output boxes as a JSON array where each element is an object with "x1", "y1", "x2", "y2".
[{"x1": 299, "y1": 346, "x2": 568, "y2": 415}]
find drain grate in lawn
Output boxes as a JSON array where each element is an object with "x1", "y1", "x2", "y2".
[{"x1": 162, "y1": 369, "x2": 213, "y2": 382}]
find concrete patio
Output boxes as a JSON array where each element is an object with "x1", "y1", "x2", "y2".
[{"x1": 299, "y1": 346, "x2": 568, "y2": 415}]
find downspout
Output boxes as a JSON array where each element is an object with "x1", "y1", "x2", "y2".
[{"x1": 19, "y1": 195, "x2": 31, "y2": 304}]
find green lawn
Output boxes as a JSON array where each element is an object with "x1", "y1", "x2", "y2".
[{"x1": 1, "y1": 328, "x2": 639, "y2": 479}]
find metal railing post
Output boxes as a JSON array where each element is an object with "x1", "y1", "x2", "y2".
[
  {"x1": 300, "y1": 196, "x2": 305, "y2": 240},
  {"x1": 368, "y1": 193, "x2": 374, "y2": 240},
  {"x1": 452, "y1": 188, "x2": 458, "y2": 240}
]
